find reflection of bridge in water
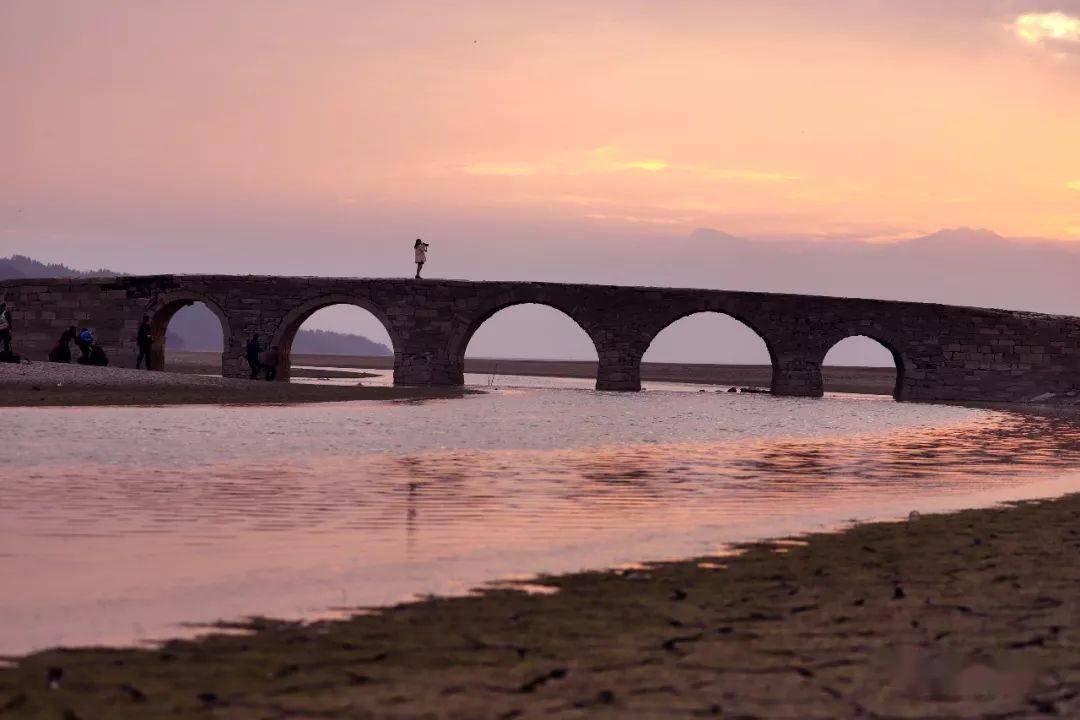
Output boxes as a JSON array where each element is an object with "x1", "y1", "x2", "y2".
[{"x1": 2, "y1": 275, "x2": 1078, "y2": 402}]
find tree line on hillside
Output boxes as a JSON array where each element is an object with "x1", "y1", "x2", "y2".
[{"x1": 0, "y1": 254, "x2": 112, "y2": 279}]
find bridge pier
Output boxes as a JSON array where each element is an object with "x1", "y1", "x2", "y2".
[
  {"x1": 393, "y1": 351, "x2": 461, "y2": 386},
  {"x1": 596, "y1": 353, "x2": 641, "y2": 391},
  {"x1": 771, "y1": 356, "x2": 823, "y2": 397},
  {"x1": 222, "y1": 346, "x2": 248, "y2": 380}
]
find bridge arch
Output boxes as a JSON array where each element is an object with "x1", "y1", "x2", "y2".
[
  {"x1": 270, "y1": 294, "x2": 398, "y2": 382},
  {"x1": 641, "y1": 309, "x2": 779, "y2": 392},
  {"x1": 447, "y1": 299, "x2": 601, "y2": 385},
  {"x1": 819, "y1": 331, "x2": 907, "y2": 400},
  {"x1": 145, "y1": 291, "x2": 231, "y2": 373}
]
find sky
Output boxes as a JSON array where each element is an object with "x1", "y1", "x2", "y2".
[{"x1": 4, "y1": 1, "x2": 1080, "y2": 365}]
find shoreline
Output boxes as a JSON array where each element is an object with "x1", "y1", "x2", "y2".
[
  {"x1": 4, "y1": 356, "x2": 1070, "y2": 412},
  {"x1": 3, "y1": 493, "x2": 1079, "y2": 717},
  {"x1": 0, "y1": 352, "x2": 897, "y2": 408},
  {"x1": 168, "y1": 350, "x2": 899, "y2": 395},
  {"x1": 0, "y1": 362, "x2": 473, "y2": 407}
]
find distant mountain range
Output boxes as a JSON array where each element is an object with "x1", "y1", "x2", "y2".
[
  {"x1": 0, "y1": 255, "x2": 392, "y2": 356},
  {"x1": 656, "y1": 227, "x2": 1080, "y2": 318}
]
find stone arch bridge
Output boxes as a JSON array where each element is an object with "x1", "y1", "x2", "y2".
[{"x1": 2, "y1": 274, "x2": 1078, "y2": 402}]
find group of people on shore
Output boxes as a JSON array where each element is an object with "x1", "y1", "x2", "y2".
[
  {"x1": 30, "y1": 312, "x2": 280, "y2": 381},
  {"x1": 0, "y1": 301, "x2": 106, "y2": 366},
  {"x1": 44, "y1": 316, "x2": 147, "y2": 369},
  {"x1": 133, "y1": 318, "x2": 282, "y2": 382},
  {"x1": 49, "y1": 325, "x2": 108, "y2": 366},
  {"x1": 245, "y1": 334, "x2": 280, "y2": 381}
]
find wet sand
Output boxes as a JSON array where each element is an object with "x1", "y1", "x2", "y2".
[
  {"x1": 3, "y1": 493, "x2": 1078, "y2": 718},
  {"x1": 0, "y1": 363, "x2": 471, "y2": 407},
  {"x1": 168, "y1": 350, "x2": 899, "y2": 395}
]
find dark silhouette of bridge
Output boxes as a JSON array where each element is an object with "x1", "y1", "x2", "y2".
[{"x1": 3, "y1": 275, "x2": 1078, "y2": 402}]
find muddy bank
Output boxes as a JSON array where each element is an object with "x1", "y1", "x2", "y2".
[
  {"x1": 0, "y1": 362, "x2": 472, "y2": 407},
  {"x1": 3, "y1": 493, "x2": 1079, "y2": 718},
  {"x1": 167, "y1": 350, "x2": 899, "y2": 395}
]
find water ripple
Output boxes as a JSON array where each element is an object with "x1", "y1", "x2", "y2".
[{"x1": 2, "y1": 387, "x2": 1080, "y2": 653}]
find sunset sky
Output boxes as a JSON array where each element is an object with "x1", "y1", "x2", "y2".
[
  {"x1": 4, "y1": 0, "x2": 1080, "y2": 271},
  {"x1": 4, "y1": 1, "x2": 1080, "y2": 361}
]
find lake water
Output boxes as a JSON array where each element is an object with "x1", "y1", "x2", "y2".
[{"x1": 4, "y1": 371, "x2": 1080, "y2": 654}]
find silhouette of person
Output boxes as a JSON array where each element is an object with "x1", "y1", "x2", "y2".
[
  {"x1": 262, "y1": 345, "x2": 280, "y2": 381},
  {"x1": 49, "y1": 326, "x2": 77, "y2": 363},
  {"x1": 0, "y1": 303, "x2": 12, "y2": 354},
  {"x1": 414, "y1": 238, "x2": 429, "y2": 279},
  {"x1": 75, "y1": 327, "x2": 94, "y2": 363},
  {"x1": 246, "y1": 333, "x2": 262, "y2": 379},
  {"x1": 135, "y1": 315, "x2": 153, "y2": 369}
]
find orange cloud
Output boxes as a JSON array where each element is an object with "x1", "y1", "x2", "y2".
[
  {"x1": 693, "y1": 169, "x2": 801, "y2": 182},
  {"x1": 1014, "y1": 12, "x2": 1080, "y2": 44},
  {"x1": 462, "y1": 148, "x2": 795, "y2": 183},
  {"x1": 461, "y1": 163, "x2": 539, "y2": 177}
]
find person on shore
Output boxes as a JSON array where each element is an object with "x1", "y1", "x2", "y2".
[
  {"x1": 262, "y1": 345, "x2": 281, "y2": 381},
  {"x1": 0, "y1": 303, "x2": 12, "y2": 354},
  {"x1": 49, "y1": 326, "x2": 77, "y2": 363},
  {"x1": 414, "y1": 238, "x2": 429, "y2": 279},
  {"x1": 246, "y1": 333, "x2": 262, "y2": 379},
  {"x1": 135, "y1": 315, "x2": 153, "y2": 370},
  {"x1": 75, "y1": 327, "x2": 94, "y2": 363},
  {"x1": 88, "y1": 343, "x2": 109, "y2": 366},
  {"x1": 75, "y1": 327, "x2": 108, "y2": 366}
]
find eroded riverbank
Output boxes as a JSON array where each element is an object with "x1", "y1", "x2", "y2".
[{"x1": 3, "y1": 492, "x2": 1079, "y2": 718}]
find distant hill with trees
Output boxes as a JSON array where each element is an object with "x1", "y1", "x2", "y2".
[
  {"x1": 166, "y1": 306, "x2": 390, "y2": 355},
  {"x1": 0, "y1": 254, "x2": 112, "y2": 280},
  {"x1": 0, "y1": 256, "x2": 391, "y2": 356},
  {"x1": 291, "y1": 328, "x2": 390, "y2": 355}
]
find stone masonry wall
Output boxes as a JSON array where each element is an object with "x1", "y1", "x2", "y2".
[{"x1": 2, "y1": 275, "x2": 1079, "y2": 403}]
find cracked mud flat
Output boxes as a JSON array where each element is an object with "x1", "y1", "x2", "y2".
[{"x1": 3, "y1": 494, "x2": 1080, "y2": 718}]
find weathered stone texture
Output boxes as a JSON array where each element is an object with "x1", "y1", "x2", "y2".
[{"x1": 2, "y1": 275, "x2": 1078, "y2": 402}]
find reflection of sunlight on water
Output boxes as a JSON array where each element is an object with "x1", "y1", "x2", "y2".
[
  {"x1": 3, "y1": 384, "x2": 1080, "y2": 654},
  {"x1": 290, "y1": 366, "x2": 773, "y2": 394}
]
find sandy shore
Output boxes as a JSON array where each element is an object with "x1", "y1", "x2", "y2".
[
  {"x1": 167, "y1": 350, "x2": 899, "y2": 395},
  {"x1": 3, "y1": 493, "x2": 1078, "y2": 718},
  {"x1": 0, "y1": 362, "x2": 471, "y2": 407}
]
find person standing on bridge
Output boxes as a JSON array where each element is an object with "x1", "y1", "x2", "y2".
[{"x1": 414, "y1": 238, "x2": 429, "y2": 279}]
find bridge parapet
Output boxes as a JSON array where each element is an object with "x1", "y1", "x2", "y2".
[{"x1": 2, "y1": 275, "x2": 1078, "y2": 403}]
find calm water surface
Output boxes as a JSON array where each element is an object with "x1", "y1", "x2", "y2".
[{"x1": 4, "y1": 372, "x2": 1080, "y2": 654}]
